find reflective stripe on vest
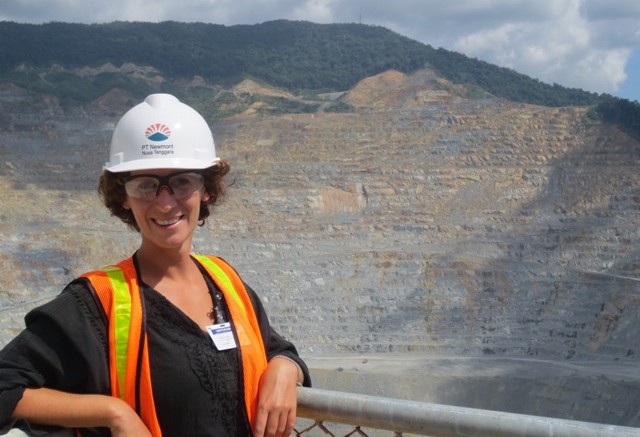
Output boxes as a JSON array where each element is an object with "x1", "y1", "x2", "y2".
[
  {"x1": 82, "y1": 255, "x2": 267, "y2": 436},
  {"x1": 104, "y1": 266, "x2": 131, "y2": 398},
  {"x1": 82, "y1": 258, "x2": 161, "y2": 436}
]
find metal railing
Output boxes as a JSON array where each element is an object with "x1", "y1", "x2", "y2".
[{"x1": 294, "y1": 387, "x2": 640, "y2": 437}]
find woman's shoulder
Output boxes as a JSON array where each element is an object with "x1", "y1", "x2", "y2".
[{"x1": 24, "y1": 277, "x2": 106, "y2": 330}]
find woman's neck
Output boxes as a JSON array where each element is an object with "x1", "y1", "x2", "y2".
[{"x1": 135, "y1": 244, "x2": 197, "y2": 287}]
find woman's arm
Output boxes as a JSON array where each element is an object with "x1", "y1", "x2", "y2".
[
  {"x1": 0, "y1": 280, "x2": 112, "y2": 433},
  {"x1": 252, "y1": 357, "x2": 300, "y2": 437},
  {"x1": 13, "y1": 388, "x2": 151, "y2": 437}
]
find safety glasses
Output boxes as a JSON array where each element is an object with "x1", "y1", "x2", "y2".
[{"x1": 123, "y1": 171, "x2": 204, "y2": 201}]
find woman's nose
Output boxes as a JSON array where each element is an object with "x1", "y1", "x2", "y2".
[{"x1": 154, "y1": 185, "x2": 178, "y2": 207}]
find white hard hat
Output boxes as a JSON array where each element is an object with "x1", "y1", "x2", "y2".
[{"x1": 104, "y1": 93, "x2": 219, "y2": 172}]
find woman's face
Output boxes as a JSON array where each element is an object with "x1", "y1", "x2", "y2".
[{"x1": 123, "y1": 168, "x2": 209, "y2": 253}]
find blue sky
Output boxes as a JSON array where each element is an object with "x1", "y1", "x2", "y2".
[{"x1": 1, "y1": 0, "x2": 638, "y2": 102}]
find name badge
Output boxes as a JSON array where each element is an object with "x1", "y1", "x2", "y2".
[{"x1": 206, "y1": 322, "x2": 237, "y2": 351}]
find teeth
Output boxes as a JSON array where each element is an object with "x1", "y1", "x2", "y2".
[{"x1": 155, "y1": 217, "x2": 181, "y2": 226}]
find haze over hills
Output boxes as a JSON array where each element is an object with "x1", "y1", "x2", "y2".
[{"x1": 1, "y1": 20, "x2": 640, "y2": 427}]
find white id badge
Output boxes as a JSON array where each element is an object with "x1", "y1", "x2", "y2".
[{"x1": 206, "y1": 322, "x2": 237, "y2": 351}]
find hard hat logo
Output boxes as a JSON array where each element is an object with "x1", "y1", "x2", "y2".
[{"x1": 145, "y1": 123, "x2": 172, "y2": 142}]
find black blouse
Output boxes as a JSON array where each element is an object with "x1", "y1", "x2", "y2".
[{"x1": 0, "y1": 264, "x2": 310, "y2": 437}]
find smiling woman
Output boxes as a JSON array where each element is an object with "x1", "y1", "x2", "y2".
[{"x1": 0, "y1": 94, "x2": 310, "y2": 437}]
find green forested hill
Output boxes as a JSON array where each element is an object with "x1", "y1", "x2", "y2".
[
  {"x1": 0, "y1": 19, "x2": 598, "y2": 102},
  {"x1": 0, "y1": 20, "x2": 431, "y2": 91},
  {"x1": 0, "y1": 20, "x2": 638, "y2": 136}
]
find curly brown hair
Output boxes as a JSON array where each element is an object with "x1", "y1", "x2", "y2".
[{"x1": 98, "y1": 161, "x2": 231, "y2": 231}]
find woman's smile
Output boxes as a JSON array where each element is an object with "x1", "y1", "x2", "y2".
[{"x1": 153, "y1": 215, "x2": 184, "y2": 227}]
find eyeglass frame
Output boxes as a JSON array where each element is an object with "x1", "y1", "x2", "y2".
[{"x1": 122, "y1": 170, "x2": 205, "y2": 201}]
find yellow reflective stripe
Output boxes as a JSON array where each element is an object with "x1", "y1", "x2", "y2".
[
  {"x1": 193, "y1": 255, "x2": 247, "y2": 313},
  {"x1": 104, "y1": 266, "x2": 131, "y2": 399},
  {"x1": 193, "y1": 255, "x2": 233, "y2": 292}
]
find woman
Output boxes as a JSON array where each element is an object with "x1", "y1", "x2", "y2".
[{"x1": 0, "y1": 94, "x2": 310, "y2": 437}]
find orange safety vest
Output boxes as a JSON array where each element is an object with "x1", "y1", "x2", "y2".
[{"x1": 81, "y1": 254, "x2": 268, "y2": 436}]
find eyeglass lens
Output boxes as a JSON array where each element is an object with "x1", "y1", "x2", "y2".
[{"x1": 124, "y1": 171, "x2": 204, "y2": 201}]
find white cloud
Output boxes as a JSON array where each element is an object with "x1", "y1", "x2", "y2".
[
  {"x1": 381, "y1": 0, "x2": 636, "y2": 95},
  {"x1": 451, "y1": 3, "x2": 594, "y2": 83},
  {"x1": 289, "y1": 0, "x2": 335, "y2": 23}
]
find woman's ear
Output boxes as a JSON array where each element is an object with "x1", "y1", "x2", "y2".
[
  {"x1": 123, "y1": 200, "x2": 130, "y2": 210},
  {"x1": 202, "y1": 191, "x2": 210, "y2": 202}
]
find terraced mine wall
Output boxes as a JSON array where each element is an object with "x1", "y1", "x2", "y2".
[{"x1": 1, "y1": 71, "x2": 639, "y2": 427}]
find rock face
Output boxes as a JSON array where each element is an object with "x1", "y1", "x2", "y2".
[{"x1": 1, "y1": 69, "x2": 640, "y2": 426}]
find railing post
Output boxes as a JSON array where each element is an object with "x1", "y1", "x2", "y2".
[{"x1": 297, "y1": 387, "x2": 640, "y2": 437}]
